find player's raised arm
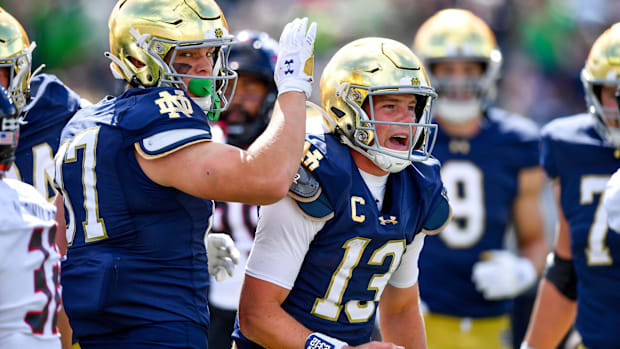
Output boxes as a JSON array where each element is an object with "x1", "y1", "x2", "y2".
[{"x1": 137, "y1": 18, "x2": 317, "y2": 205}]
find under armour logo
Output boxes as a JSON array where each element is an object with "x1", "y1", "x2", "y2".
[
  {"x1": 284, "y1": 59, "x2": 294, "y2": 75},
  {"x1": 379, "y1": 216, "x2": 398, "y2": 225}
]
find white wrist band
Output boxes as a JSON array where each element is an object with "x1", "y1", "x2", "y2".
[{"x1": 305, "y1": 332, "x2": 348, "y2": 349}]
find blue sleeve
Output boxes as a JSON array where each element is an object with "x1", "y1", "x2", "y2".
[
  {"x1": 540, "y1": 130, "x2": 558, "y2": 179},
  {"x1": 424, "y1": 186, "x2": 450, "y2": 231},
  {"x1": 518, "y1": 137, "x2": 540, "y2": 170},
  {"x1": 415, "y1": 157, "x2": 451, "y2": 231}
]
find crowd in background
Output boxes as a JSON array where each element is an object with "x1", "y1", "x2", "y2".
[{"x1": 2, "y1": 0, "x2": 620, "y2": 127}]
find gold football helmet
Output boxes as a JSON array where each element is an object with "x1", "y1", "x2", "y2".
[
  {"x1": 412, "y1": 9, "x2": 501, "y2": 123},
  {"x1": 320, "y1": 37, "x2": 437, "y2": 172},
  {"x1": 0, "y1": 7, "x2": 36, "y2": 112},
  {"x1": 107, "y1": 0, "x2": 237, "y2": 117},
  {"x1": 581, "y1": 22, "x2": 620, "y2": 147}
]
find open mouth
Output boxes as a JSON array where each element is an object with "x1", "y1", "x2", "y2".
[{"x1": 387, "y1": 134, "x2": 410, "y2": 150}]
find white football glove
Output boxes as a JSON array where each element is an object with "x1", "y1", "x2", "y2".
[
  {"x1": 274, "y1": 17, "x2": 317, "y2": 99},
  {"x1": 206, "y1": 233, "x2": 240, "y2": 282},
  {"x1": 471, "y1": 250, "x2": 536, "y2": 300}
]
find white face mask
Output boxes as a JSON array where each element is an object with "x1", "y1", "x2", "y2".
[{"x1": 434, "y1": 97, "x2": 481, "y2": 124}]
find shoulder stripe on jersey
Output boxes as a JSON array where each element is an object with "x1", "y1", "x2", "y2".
[
  {"x1": 135, "y1": 138, "x2": 211, "y2": 160},
  {"x1": 136, "y1": 128, "x2": 211, "y2": 159}
]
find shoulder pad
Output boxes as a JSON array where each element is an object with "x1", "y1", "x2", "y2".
[
  {"x1": 289, "y1": 164, "x2": 320, "y2": 202},
  {"x1": 292, "y1": 191, "x2": 334, "y2": 221},
  {"x1": 288, "y1": 164, "x2": 334, "y2": 221}
]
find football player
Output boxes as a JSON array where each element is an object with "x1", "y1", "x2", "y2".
[
  {"x1": 0, "y1": 86, "x2": 62, "y2": 349},
  {"x1": 52, "y1": 0, "x2": 316, "y2": 348},
  {"x1": 412, "y1": 9, "x2": 547, "y2": 349},
  {"x1": 522, "y1": 22, "x2": 620, "y2": 349},
  {"x1": 233, "y1": 37, "x2": 451, "y2": 348},
  {"x1": 207, "y1": 30, "x2": 278, "y2": 349},
  {"x1": 0, "y1": 7, "x2": 86, "y2": 201}
]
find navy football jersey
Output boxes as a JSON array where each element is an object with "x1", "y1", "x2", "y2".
[
  {"x1": 541, "y1": 114, "x2": 620, "y2": 348},
  {"x1": 419, "y1": 108, "x2": 540, "y2": 317},
  {"x1": 54, "y1": 87, "x2": 214, "y2": 338},
  {"x1": 8, "y1": 74, "x2": 82, "y2": 200},
  {"x1": 234, "y1": 132, "x2": 449, "y2": 346}
]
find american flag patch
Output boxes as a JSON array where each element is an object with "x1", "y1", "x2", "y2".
[{"x1": 0, "y1": 132, "x2": 14, "y2": 145}]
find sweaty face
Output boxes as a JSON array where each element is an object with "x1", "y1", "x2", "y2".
[
  {"x1": 165, "y1": 47, "x2": 216, "y2": 97},
  {"x1": 363, "y1": 94, "x2": 418, "y2": 151},
  {"x1": 224, "y1": 75, "x2": 268, "y2": 123},
  {"x1": 0, "y1": 67, "x2": 9, "y2": 89},
  {"x1": 432, "y1": 60, "x2": 484, "y2": 100},
  {"x1": 600, "y1": 85, "x2": 620, "y2": 128}
]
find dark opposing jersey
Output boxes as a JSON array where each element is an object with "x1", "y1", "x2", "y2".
[
  {"x1": 54, "y1": 87, "x2": 214, "y2": 338},
  {"x1": 541, "y1": 114, "x2": 620, "y2": 348},
  {"x1": 419, "y1": 108, "x2": 540, "y2": 317},
  {"x1": 9, "y1": 74, "x2": 82, "y2": 200},
  {"x1": 234, "y1": 132, "x2": 449, "y2": 346}
]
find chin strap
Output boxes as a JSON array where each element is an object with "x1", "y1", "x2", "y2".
[{"x1": 338, "y1": 133, "x2": 410, "y2": 173}]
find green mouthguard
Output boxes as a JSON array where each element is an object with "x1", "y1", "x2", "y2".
[{"x1": 188, "y1": 79, "x2": 222, "y2": 121}]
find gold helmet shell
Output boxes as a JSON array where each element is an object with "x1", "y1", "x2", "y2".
[
  {"x1": 581, "y1": 22, "x2": 620, "y2": 146},
  {"x1": 320, "y1": 37, "x2": 437, "y2": 171},
  {"x1": 107, "y1": 0, "x2": 237, "y2": 114},
  {"x1": 412, "y1": 9, "x2": 501, "y2": 121},
  {"x1": 0, "y1": 7, "x2": 35, "y2": 112}
]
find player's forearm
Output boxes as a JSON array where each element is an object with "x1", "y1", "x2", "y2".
[
  {"x1": 520, "y1": 236, "x2": 547, "y2": 274},
  {"x1": 524, "y1": 279, "x2": 576, "y2": 349},
  {"x1": 241, "y1": 92, "x2": 307, "y2": 203},
  {"x1": 53, "y1": 193, "x2": 68, "y2": 257},
  {"x1": 380, "y1": 304, "x2": 426, "y2": 349},
  {"x1": 238, "y1": 301, "x2": 311, "y2": 349}
]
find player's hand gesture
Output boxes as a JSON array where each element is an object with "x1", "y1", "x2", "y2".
[{"x1": 274, "y1": 17, "x2": 317, "y2": 99}]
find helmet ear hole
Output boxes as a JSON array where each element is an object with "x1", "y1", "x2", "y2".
[
  {"x1": 330, "y1": 107, "x2": 346, "y2": 119},
  {"x1": 128, "y1": 56, "x2": 145, "y2": 69}
]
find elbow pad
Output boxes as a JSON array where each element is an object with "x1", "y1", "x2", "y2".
[{"x1": 544, "y1": 252, "x2": 577, "y2": 300}]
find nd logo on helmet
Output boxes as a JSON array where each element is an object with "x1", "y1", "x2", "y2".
[{"x1": 215, "y1": 28, "x2": 223, "y2": 38}]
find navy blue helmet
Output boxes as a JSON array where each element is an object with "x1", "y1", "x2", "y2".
[{"x1": 220, "y1": 30, "x2": 278, "y2": 148}]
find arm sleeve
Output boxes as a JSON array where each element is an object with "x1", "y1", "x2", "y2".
[
  {"x1": 540, "y1": 132, "x2": 558, "y2": 179},
  {"x1": 423, "y1": 186, "x2": 451, "y2": 232},
  {"x1": 245, "y1": 196, "x2": 326, "y2": 290},
  {"x1": 388, "y1": 233, "x2": 426, "y2": 288}
]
